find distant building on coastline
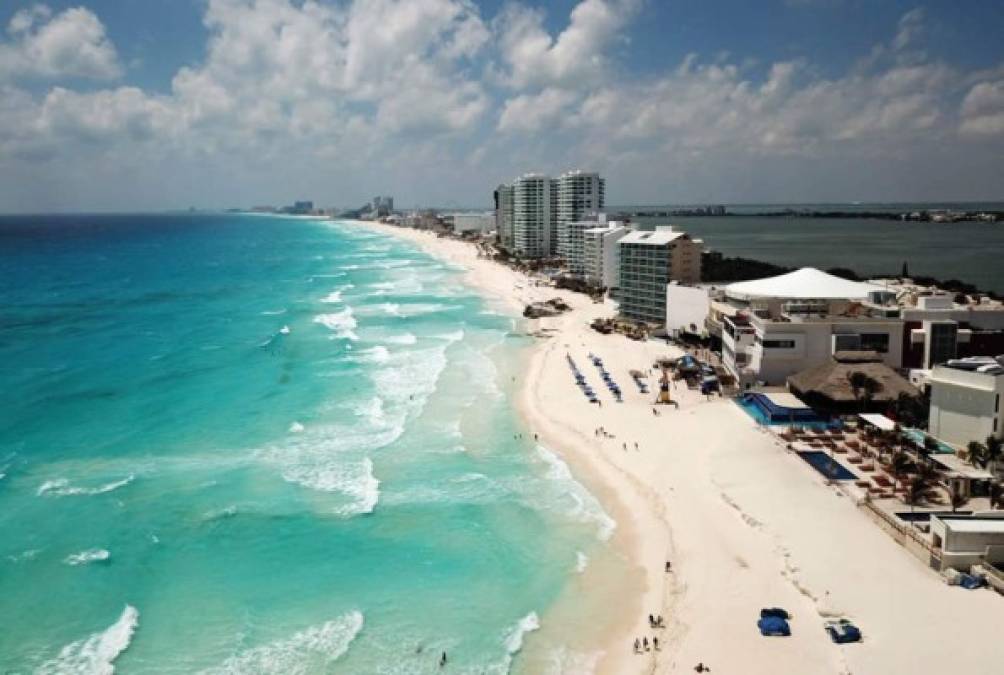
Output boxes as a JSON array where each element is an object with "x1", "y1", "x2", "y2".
[
  {"x1": 617, "y1": 226, "x2": 703, "y2": 324},
  {"x1": 278, "y1": 200, "x2": 314, "y2": 215},
  {"x1": 370, "y1": 196, "x2": 394, "y2": 217},
  {"x1": 494, "y1": 169, "x2": 603, "y2": 261},
  {"x1": 511, "y1": 173, "x2": 558, "y2": 259},
  {"x1": 494, "y1": 183, "x2": 514, "y2": 250},
  {"x1": 557, "y1": 170, "x2": 605, "y2": 266},
  {"x1": 444, "y1": 212, "x2": 494, "y2": 235}
]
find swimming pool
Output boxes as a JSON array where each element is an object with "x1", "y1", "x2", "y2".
[
  {"x1": 797, "y1": 451, "x2": 857, "y2": 480},
  {"x1": 901, "y1": 428, "x2": 955, "y2": 454},
  {"x1": 735, "y1": 393, "x2": 835, "y2": 428}
]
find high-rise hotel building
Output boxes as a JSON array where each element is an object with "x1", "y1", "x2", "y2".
[
  {"x1": 510, "y1": 173, "x2": 558, "y2": 259},
  {"x1": 556, "y1": 171, "x2": 605, "y2": 272},
  {"x1": 494, "y1": 183, "x2": 514, "y2": 251},
  {"x1": 495, "y1": 169, "x2": 603, "y2": 261}
]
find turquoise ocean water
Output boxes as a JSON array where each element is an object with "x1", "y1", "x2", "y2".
[{"x1": 0, "y1": 215, "x2": 619, "y2": 673}]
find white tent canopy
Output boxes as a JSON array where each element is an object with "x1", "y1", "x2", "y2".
[
  {"x1": 858, "y1": 413, "x2": 897, "y2": 432},
  {"x1": 725, "y1": 267, "x2": 884, "y2": 301}
]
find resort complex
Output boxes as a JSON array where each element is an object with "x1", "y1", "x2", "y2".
[{"x1": 363, "y1": 176, "x2": 1004, "y2": 611}]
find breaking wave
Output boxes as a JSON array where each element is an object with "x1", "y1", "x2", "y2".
[
  {"x1": 201, "y1": 610, "x2": 363, "y2": 675},
  {"x1": 534, "y1": 446, "x2": 616, "y2": 540},
  {"x1": 37, "y1": 605, "x2": 139, "y2": 675},
  {"x1": 313, "y1": 308, "x2": 358, "y2": 340},
  {"x1": 64, "y1": 549, "x2": 111, "y2": 566},
  {"x1": 37, "y1": 475, "x2": 135, "y2": 498}
]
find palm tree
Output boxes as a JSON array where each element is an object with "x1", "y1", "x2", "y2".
[
  {"x1": 990, "y1": 482, "x2": 1004, "y2": 510},
  {"x1": 907, "y1": 475, "x2": 929, "y2": 512},
  {"x1": 891, "y1": 450, "x2": 911, "y2": 490},
  {"x1": 950, "y1": 485, "x2": 969, "y2": 513},
  {"x1": 967, "y1": 440, "x2": 988, "y2": 469},
  {"x1": 920, "y1": 435, "x2": 939, "y2": 468},
  {"x1": 860, "y1": 376, "x2": 883, "y2": 411},
  {"x1": 847, "y1": 371, "x2": 868, "y2": 410},
  {"x1": 985, "y1": 436, "x2": 1003, "y2": 476}
]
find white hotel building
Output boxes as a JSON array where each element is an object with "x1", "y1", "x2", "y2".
[
  {"x1": 928, "y1": 357, "x2": 1004, "y2": 449},
  {"x1": 495, "y1": 170, "x2": 604, "y2": 262},
  {"x1": 511, "y1": 173, "x2": 558, "y2": 258},
  {"x1": 556, "y1": 171, "x2": 605, "y2": 272},
  {"x1": 583, "y1": 221, "x2": 629, "y2": 290},
  {"x1": 617, "y1": 226, "x2": 703, "y2": 324},
  {"x1": 720, "y1": 268, "x2": 905, "y2": 387}
]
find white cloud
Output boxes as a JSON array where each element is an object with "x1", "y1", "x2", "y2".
[
  {"x1": 0, "y1": 5, "x2": 122, "y2": 80},
  {"x1": 2, "y1": 2, "x2": 1004, "y2": 209},
  {"x1": 495, "y1": 0, "x2": 640, "y2": 89},
  {"x1": 959, "y1": 80, "x2": 1004, "y2": 135},
  {"x1": 498, "y1": 88, "x2": 578, "y2": 132}
]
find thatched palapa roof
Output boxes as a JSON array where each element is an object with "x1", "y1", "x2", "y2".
[{"x1": 787, "y1": 354, "x2": 918, "y2": 403}]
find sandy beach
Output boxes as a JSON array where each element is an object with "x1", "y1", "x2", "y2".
[{"x1": 351, "y1": 220, "x2": 1004, "y2": 674}]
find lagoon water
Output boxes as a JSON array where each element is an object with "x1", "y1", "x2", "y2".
[
  {"x1": 0, "y1": 214, "x2": 617, "y2": 673},
  {"x1": 627, "y1": 209, "x2": 1004, "y2": 293}
]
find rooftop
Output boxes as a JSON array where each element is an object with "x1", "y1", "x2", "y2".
[
  {"x1": 935, "y1": 515, "x2": 1004, "y2": 533},
  {"x1": 788, "y1": 358, "x2": 918, "y2": 403},
  {"x1": 726, "y1": 267, "x2": 884, "y2": 302},
  {"x1": 936, "y1": 356, "x2": 1004, "y2": 377},
  {"x1": 619, "y1": 227, "x2": 687, "y2": 246}
]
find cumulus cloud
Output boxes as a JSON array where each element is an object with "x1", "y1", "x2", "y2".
[
  {"x1": 0, "y1": 4, "x2": 122, "y2": 80},
  {"x1": 959, "y1": 80, "x2": 1004, "y2": 136},
  {"x1": 493, "y1": 6, "x2": 969, "y2": 157},
  {"x1": 2, "y1": 1, "x2": 1004, "y2": 209},
  {"x1": 494, "y1": 0, "x2": 640, "y2": 89}
]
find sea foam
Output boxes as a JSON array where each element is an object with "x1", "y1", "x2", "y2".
[
  {"x1": 534, "y1": 446, "x2": 617, "y2": 541},
  {"x1": 37, "y1": 475, "x2": 135, "y2": 498},
  {"x1": 201, "y1": 610, "x2": 363, "y2": 675},
  {"x1": 313, "y1": 308, "x2": 358, "y2": 340},
  {"x1": 37, "y1": 605, "x2": 139, "y2": 675},
  {"x1": 64, "y1": 549, "x2": 111, "y2": 566}
]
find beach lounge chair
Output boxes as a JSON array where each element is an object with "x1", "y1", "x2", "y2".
[
  {"x1": 757, "y1": 614, "x2": 791, "y2": 637},
  {"x1": 825, "y1": 620, "x2": 861, "y2": 644}
]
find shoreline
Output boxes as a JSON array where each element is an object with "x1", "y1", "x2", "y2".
[
  {"x1": 344, "y1": 219, "x2": 666, "y2": 673},
  {"x1": 343, "y1": 220, "x2": 1004, "y2": 675}
]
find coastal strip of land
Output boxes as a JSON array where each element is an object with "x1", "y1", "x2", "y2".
[{"x1": 349, "y1": 220, "x2": 1004, "y2": 675}]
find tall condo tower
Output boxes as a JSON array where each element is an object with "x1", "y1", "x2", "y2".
[
  {"x1": 511, "y1": 173, "x2": 557, "y2": 259},
  {"x1": 557, "y1": 170, "x2": 605, "y2": 270}
]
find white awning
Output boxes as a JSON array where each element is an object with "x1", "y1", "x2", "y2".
[
  {"x1": 933, "y1": 453, "x2": 996, "y2": 480},
  {"x1": 858, "y1": 413, "x2": 896, "y2": 431},
  {"x1": 726, "y1": 268, "x2": 884, "y2": 301}
]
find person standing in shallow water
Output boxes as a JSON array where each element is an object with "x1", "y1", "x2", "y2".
[{"x1": 440, "y1": 651, "x2": 447, "y2": 668}]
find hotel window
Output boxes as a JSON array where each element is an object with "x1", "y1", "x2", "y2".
[
  {"x1": 859, "y1": 333, "x2": 890, "y2": 353},
  {"x1": 762, "y1": 339, "x2": 796, "y2": 349}
]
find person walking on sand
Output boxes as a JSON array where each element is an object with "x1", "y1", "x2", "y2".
[
  {"x1": 643, "y1": 637, "x2": 650, "y2": 652},
  {"x1": 633, "y1": 638, "x2": 641, "y2": 654},
  {"x1": 653, "y1": 636, "x2": 660, "y2": 651}
]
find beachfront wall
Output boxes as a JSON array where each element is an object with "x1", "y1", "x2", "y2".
[
  {"x1": 928, "y1": 365, "x2": 1004, "y2": 448},
  {"x1": 666, "y1": 284, "x2": 711, "y2": 335}
]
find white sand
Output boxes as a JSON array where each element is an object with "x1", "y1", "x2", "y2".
[{"x1": 350, "y1": 221, "x2": 1004, "y2": 674}]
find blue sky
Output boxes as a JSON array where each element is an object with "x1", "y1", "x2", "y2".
[{"x1": 2, "y1": 1, "x2": 1004, "y2": 211}]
